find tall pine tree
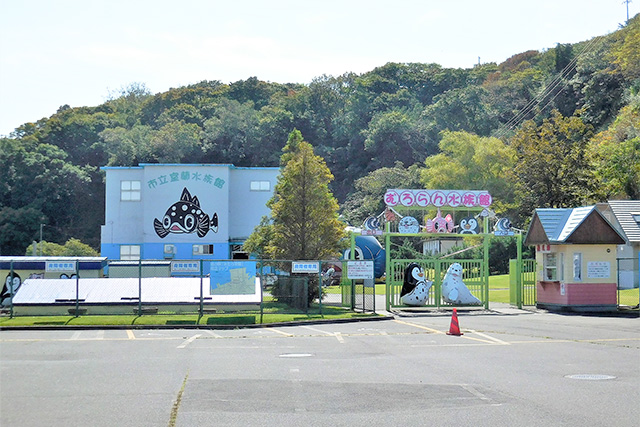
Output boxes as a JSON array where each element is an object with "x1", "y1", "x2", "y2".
[{"x1": 266, "y1": 129, "x2": 345, "y2": 260}]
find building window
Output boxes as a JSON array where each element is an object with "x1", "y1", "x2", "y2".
[
  {"x1": 120, "y1": 245, "x2": 140, "y2": 260},
  {"x1": 193, "y1": 244, "x2": 214, "y2": 255},
  {"x1": 544, "y1": 253, "x2": 563, "y2": 281},
  {"x1": 573, "y1": 253, "x2": 582, "y2": 281},
  {"x1": 250, "y1": 181, "x2": 270, "y2": 191},
  {"x1": 121, "y1": 180, "x2": 141, "y2": 201}
]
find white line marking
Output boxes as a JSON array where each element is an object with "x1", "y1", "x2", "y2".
[
  {"x1": 70, "y1": 331, "x2": 81, "y2": 340},
  {"x1": 177, "y1": 334, "x2": 202, "y2": 349},
  {"x1": 300, "y1": 325, "x2": 334, "y2": 335},
  {"x1": 126, "y1": 330, "x2": 136, "y2": 340},
  {"x1": 265, "y1": 327, "x2": 293, "y2": 337},
  {"x1": 300, "y1": 325, "x2": 344, "y2": 343},
  {"x1": 204, "y1": 330, "x2": 223, "y2": 338},
  {"x1": 469, "y1": 330, "x2": 511, "y2": 345},
  {"x1": 96, "y1": 330, "x2": 105, "y2": 340}
]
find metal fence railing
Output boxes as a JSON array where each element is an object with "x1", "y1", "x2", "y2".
[
  {"x1": 388, "y1": 258, "x2": 487, "y2": 309},
  {"x1": 1, "y1": 258, "x2": 376, "y2": 323}
]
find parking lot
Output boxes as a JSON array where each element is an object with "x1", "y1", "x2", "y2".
[{"x1": 1, "y1": 309, "x2": 639, "y2": 426}]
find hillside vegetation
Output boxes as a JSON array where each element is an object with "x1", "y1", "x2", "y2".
[{"x1": 1, "y1": 16, "x2": 638, "y2": 255}]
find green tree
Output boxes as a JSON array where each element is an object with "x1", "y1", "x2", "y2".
[
  {"x1": 341, "y1": 162, "x2": 423, "y2": 226},
  {"x1": 202, "y1": 99, "x2": 259, "y2": 165},
  {"x1": 148, "y1": 120, "x2": 202, "y2": 163},
  {"x1": 242, "y1": 216, "x2": 275, "y2": 259},
  {"x1": 588, "y1": 100, "x2": 640, "y2": 199},
  {"x1": 511, "y1": 110, "x2": 596, "y2": 217},
  {"x1": 421, "y1": 131, "x2": 517, "y2": 216},
  {"x1": 267, "y1": 129, "x2": 345, "y2": 260},
  {"x1": 363, "y1": 108, "x2": 431, "y2": 170}
]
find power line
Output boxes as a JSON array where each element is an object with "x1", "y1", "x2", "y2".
[{"x1": 493, "y1": 35, "x2": 605, "y2": 139}]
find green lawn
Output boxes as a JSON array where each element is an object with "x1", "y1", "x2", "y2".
[
  {"x1": 0, "y1": 303, "x2": 379, "y2": 327},
  {"x1": 2, "y1": 276, "x2": 637, "y2": 327}
]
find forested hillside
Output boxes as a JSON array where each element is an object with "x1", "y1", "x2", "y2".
[{"x1": 1, "y1": 15, "x2": 638, "y2": 255}]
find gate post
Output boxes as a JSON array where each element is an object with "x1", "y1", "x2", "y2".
[
  {"x1": 483, "y1": 233, "x2": 490, "y2": 310},
  {"x1": 516, "y1": 233, "x2": 523, "y2": 309},
  {"x1": 385, "y1": 223, "x2": 391, "y2": 312}
]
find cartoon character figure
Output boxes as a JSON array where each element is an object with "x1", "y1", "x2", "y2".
[
  {"x1": 154, "y1": 188, "x2": 218, "y2": 238},
  {"x1": 1, "y1": 272, "x2": 21, "y2": 307},
  {"x1": 441, "y1": 263, "x2": 481, "y2": 305},
  {"x1": 426, "y1": 209, "x2": 454, "y2": 233},
  {"x1": 494, "y1": 218, "x2": 513, "y2": 236},
  {"x1": 459, "y1": 217, "x2": 479, "y2": 234},
  {"x1": 400, "y1": 263, "x2": 433, "y2": 306},
  {"x1": 398, "y1": 216, "x2": 420, "y2": 233},
  {"x1": 363, "y1": 216, "x2": 381, "y2": 231}
]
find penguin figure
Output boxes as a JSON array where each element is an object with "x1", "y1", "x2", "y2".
[
  {"x1": 400, "y1": 263, "x2": 433, "y2": 306},
  {"x1": 441, "y1": 263, "x2": 481, "y2": 305},
  {"x1": 459, "y1": 217, "x2": 479, "y2": 234}
]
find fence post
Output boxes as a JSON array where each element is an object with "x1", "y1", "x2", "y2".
[
  {"x1": 516, "y1": 233, "x2": 523, "y2": 309},
  {"x1": 350, "y1": 232, "x2": 356, "y2": 310},
  {"x1": 385, "y1": 223, "x2": 391, "y2": 312},
  {"x1": 259, "y1": 260, "x2": 264, "y2": 324},
  {"x1": 138, "y1": 259, "x2": 142, "y2": 315},
  {"x1": 483, "y1": 234, "x2": 490, "y2": 310},
  {"x1": 199, "y1": 259, "x2": 204, "y2": 318},
  {"x1": 9, "y1": 259, "x2": 14, "y2": 318},
  {"x1": 75, "y1": 260, "x2": 80, "y2": 317},
  {"x1": 318, "y1": 260, "x2": 323, "y2": 316}
]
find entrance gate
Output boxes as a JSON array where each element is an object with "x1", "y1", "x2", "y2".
[
  {"x1": 388, "y1": 258, "x2": 487, "y2": 309},
  {"x1": 509, "y1": 259, "x2": 536, "y2": 308}
]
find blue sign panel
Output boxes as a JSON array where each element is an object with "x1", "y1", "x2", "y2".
[{"x1": 209, "y1": 261, "x2": 256, "y2": 295}]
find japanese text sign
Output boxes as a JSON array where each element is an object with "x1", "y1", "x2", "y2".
[{"x1": 384, "y1": 189, "x2": 492, "y2": 208}]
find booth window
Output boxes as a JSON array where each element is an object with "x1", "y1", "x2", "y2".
[
  {"x1": 121, "y1": 180, "x2": 141, "y2": 201},
  {"x1": 573, "y1": 253, "x2": 582, "y2": 281},
  {"x1": 120, "y1": 245, "x2": 140, "y2": 260},
  {"x1": 250, "y1": 181, "x2": 270, "y2": 191},
  {"x1": 544, "y1": 253, "x2": 563, "y2": 281}
]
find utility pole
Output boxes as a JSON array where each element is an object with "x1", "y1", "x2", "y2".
[
  {"x1": 623, "y1": 0, "x2": 632, "y2": 23},
  {"x1": 39, "y1": 223, "x2": 45, "y2": 256}
]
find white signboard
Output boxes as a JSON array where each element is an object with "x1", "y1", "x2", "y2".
[
  {"x1": 384, "y1": 189, "x2": 492, "y2": 208},
  {"x1": 46, "y1": 261, "x2": 76, "y2": 272},
  {"x1": 587, "y1": 261, "x2": 610, "y2": 279},
  {"x1": 292, "y1": 261, "x2": 320, "y2": 274},
  {"x1": 347, "y1": 260, "x2": 374, "y2": 280},
  {"x1": 171, "y1": 261, "x2": 200, "y2": 273}
]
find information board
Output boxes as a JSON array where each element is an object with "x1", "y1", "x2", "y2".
[
  {"x1": 347, "y1": 260, "x2": 374, "y2": 279},
  {"x1": 587, "y1": 261, "x2": 610, "y2": 279}
]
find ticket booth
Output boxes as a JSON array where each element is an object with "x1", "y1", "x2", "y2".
[{"x1": 525, "y1": 206, "x2": 625, "y2": 312}]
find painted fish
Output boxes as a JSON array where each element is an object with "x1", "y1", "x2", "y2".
[{"x1": 154, "y1": 188, "x2": 218, "y2": 238}]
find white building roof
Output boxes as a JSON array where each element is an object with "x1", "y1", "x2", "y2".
[
  {"x1": 608, "y1": 200, "x2": 640, "y2": 243},
  {"x1": 13, "y1": 277, "x2": 261, "y2": 304}
]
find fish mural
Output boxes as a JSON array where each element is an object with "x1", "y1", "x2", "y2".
[{"x1": 154, "y1": 188, "x2": 218, "y2": 238}]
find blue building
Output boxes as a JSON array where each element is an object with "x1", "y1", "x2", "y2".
[{"x1": 101, "y1": 163, "x2": 279, "y2": 260}]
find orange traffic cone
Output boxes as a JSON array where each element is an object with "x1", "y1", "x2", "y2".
[{"x1": 446, "y1": 308, "x2": 463, "y2": 336}]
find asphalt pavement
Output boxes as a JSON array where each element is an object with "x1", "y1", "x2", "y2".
[{"x1": 1, "y1": 306, "x2": 638, "y2": 427}]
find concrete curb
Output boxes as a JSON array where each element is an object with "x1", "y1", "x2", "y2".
[{"x1": 0, "y1": 314, "x2": 396, "y2": 331}]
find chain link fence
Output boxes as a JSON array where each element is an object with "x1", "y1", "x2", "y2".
[{"x1": 1, "y1": 258, "x2": 375, "y2": 322}]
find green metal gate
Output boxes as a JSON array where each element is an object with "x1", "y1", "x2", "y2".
[
  {"x1": 388, "y1": 258, "x2": 487, "y2": 309},
  {"x1": 509, "y1": 259, "x2": 536, "y2": 308}
]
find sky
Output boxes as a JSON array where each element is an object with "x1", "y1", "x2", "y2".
[{"x1": 0, "y1": 0, "x2": 637, "y2": 136}]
